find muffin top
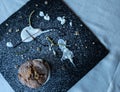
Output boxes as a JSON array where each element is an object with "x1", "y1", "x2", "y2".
[{"x1": 18, "y1": 59, "x2": 50, "y2": 88}]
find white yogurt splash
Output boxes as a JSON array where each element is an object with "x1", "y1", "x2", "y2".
[
  {"x1": 69, "y1": 21, "x2": 72, "y2": 27},
  {"x1": 6, "y1": 42, "x2": 13, "y2": 48},
  {"x1": 39, "y1": 11, "x2": 44, "y2": 17},
  {"x1": 44, "y1": 14, "x2": 50, "y2": 21},
  {"x1": 44, "y1": 1, "x2": 48, "y2": 5},
  {"x1": 58, "y1": 39, "x2": 75, "y2": 67},
  {"x1": 21, "y1": 26, "x2": 51, "y2": 42},
  {"x1": 39, "y1": 11, "x2": 50, "y2": 21},
  {"x1": 57, "y1": 16, "x2": 66, "y2": 25}
]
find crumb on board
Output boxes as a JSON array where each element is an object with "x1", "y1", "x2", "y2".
[
  {"x1": 74, "y1": 31, "x2": 79, "y2": 36},
  {"x1": 14, "y1": 65, "x2": 19, "y2": 69}
]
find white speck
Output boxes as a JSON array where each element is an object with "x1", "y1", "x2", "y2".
[
  {"x1": 18, "y1": 47, "x2": 21, "y2": 49},
  {"x1": 21, "y1": 55, "x2": 24, "y2": 59},
  {"x1": 69, "y1": 21, "x2": 72, "y2": 27},
  {"x1": 92, "y1": 42, "x2": 95, "y2": 45},
  {"x1": 8, "y1": 28, "x2": 12, "y2": 33},
  {"x1": 85, "y1": 46, "x2": 88, "y2": 48},
  {"x1": 39, "y1": 11, "x2": 44, "y2": 17},
  {"x1": 48, "y1": 45, "x2": 52, "y2": 51},
  {"x1": 75, "y1": 44, "x2": 77, "y2": 46},
  {"x1": 57, "y1": 17, "x2": 62, "y2": 21},
  {"x1": 36, "y1": 15, "x2": 39, "y2": 18},
  {"x1": 81, "y1": 44, "x2": 84, "y2": 47},
  {"x1": 53, "y1": 49, "x2": 56, "y2": 56},
  {"x1": 5, "y1": 23, "x2": 8, "y2": 26},
  {"x1": 35, "y1": 4, "x2": 38, "y2": 7},
  {"x1": 57, "y1": 16, "x2": 66, "y2": 25},
  {"x1": 44, "y1": 14, "x2": 50, "y2": 21},
  {"x1": 6, "y1": 42, "x2": 13, "y2": 48},
  {"x1": 16, "y1": 29, "x2": 20, "y2": 32},
  {"x1": 37, "y1": 47, "x2": 40, "y2": 51},
  {"x1": 44, "y1": 1, "x2": 48, "y2": 5},
  {"x1": 58, "y1": 39, "x2": 75, "y2": 67},
  {"x1": 80, "y1": 24, "x2": 83, "y2": 27},
  {"x1": 74, "y1": 31, "x2": 79, "y2": 36},
  {"x1": 21, "y1": 26, "x2": 51, "y2": 42}
]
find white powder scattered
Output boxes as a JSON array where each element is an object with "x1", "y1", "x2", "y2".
[
  {"x1": 69, "y1": 21, "x2": 72, "y2": 27},
  {"x1": 58, "y1": 39, "x2": 75, "y2": 67},
  {"x1": 6, "y1": 42, "x2": 13, "y2": 48},
  {"x1": 44, "y1": 14, "x2": 50, "y2": 21},
  {"x1": 21, "y1": 26, "x2": 51, "y2": 42},
  {"x1": 57, "y1": 16, "x2": 66, "y2": 25},
  {"x1": 39, "y1": 11, "x2": 44, "y2": 17}
]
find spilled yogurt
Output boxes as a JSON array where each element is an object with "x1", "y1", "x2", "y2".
[
  {"x1": 21, "y1": 26, "x2": 51, "y2": 42},
  {"x1": 69, "y1": 21, "x2": 72, "y2": 27},
  {"x1": 39, "y1": 11, "x2": 50, "y2": 21},
  {"x1": 57, "y1": 16, "x2": 66, "y2": 25},
  {"x1": 58, "y1": 39, "x2": 75, "y2": 67},
  {"x1": 44, "y1": 14, "x2": 50, "y2": 21},
  {"x1": 6, "y1": 42, "x2": 13, "y2": 48},
  {"x1": 39, "y1": 11, "x2": 44, "y2": 17}
]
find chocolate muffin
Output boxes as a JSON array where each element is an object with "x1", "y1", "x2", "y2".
[{"x1": 18, "y1": 59, "x2": 50, "y2": 88}]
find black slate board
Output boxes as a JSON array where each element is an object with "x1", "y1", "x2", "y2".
[{"x1": 0, "y1": 0, "x2": 109, "y2": 92}]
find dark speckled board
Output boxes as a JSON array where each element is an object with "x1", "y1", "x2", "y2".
[{"x1": 0, "y1": 0, "x2": 108, "y2": 92}]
